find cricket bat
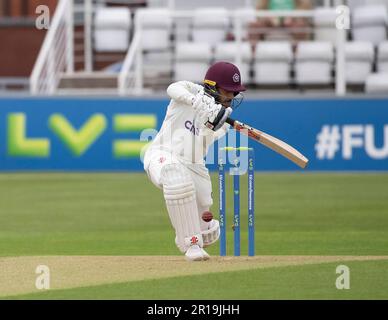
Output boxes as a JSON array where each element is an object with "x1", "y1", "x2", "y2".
[{"x1": 226, "y1": 118, "x2": 309, "y2": 169}]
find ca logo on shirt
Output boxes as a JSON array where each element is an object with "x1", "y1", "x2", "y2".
[{"x1": 185, "y1": 120, "x2": 199, "y2": 136}]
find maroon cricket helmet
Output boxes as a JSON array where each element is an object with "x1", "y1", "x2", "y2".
[{"x1": 204, "y1": 61, "x2": 246, "y2": 93}]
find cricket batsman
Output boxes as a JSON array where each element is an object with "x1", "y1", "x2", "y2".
[{"x1": 143, "y1": 61, "x2": 246, "y2": 261}]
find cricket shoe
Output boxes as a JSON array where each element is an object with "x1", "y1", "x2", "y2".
[
  {"x1": 200, "y1": 248, "x2": 210, "y2": 260},
  {"x1": 185, "y1": 245, "x2": 210, "y2": 262}
]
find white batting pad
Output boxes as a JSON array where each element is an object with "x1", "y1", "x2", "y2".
[{"x1": 161, "y1": 164, "x2": 203, "y2": 252}]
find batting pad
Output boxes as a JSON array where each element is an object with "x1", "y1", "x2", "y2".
[{"x1": 161, "y1": 164, "x2": 203, "y2": 252}]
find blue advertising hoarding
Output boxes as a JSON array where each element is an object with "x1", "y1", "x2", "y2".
[{"x1": 0, "y1": 97, "x2": 387, "y2": 171}]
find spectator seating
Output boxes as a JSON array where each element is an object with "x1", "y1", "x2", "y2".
[
  {"x1": 214, "y1": 42, "x2": 252, "y2": 83},
  {"x1": 174, "y1": 42, "x2": 212, "y2": 82},
  {"x1": 136, "y1": 8, "x2": 172, "y2": 51},
  {"x1": 94, "y1": 7, "x2": 131, "y2": 52},
  {"x1": 347, "y1": 0, "x2": 365, "y2": 11},
  {"x1": 234, "y1": 8, "x2": 257, "y2": 40},
  {"x1": 254, "y1": 42, "x2": 293, "y2": 85},
  {"x1": 352, "y1": 4, "x2": 388, "y2": 45},
  {"x1": 377, "y1": 41, "x2": 388, "y2": 72},
  {"x1": 295, "y1": 41, "x2": 334, "y2": 85},
  {"x1": 365, "y1": 73, "x2": 388, "y2": 93},
  {"x1": 345, "y1": 42, "x2": 375, "y2": 85},
  {"x1": 156, "y1": 0, "x2": 251, "y2": 10},
  {"x1": 192, "y1": 8, "x2": 230, "y2": 44},
  {"x1": 348, "y1": 0, "x2": 388, "y2": 10},
  {"x1": 94, "y1": 5, "x2": 388, "y2": 92},
  {"x1": 313, "y1": 7, "x2": 338, "y2": 45}
]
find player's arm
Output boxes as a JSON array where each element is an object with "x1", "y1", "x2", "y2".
[
  {"x1": 166, "y1": 81, "x2": 202, "y2": 105},
  {"x1": 167, "y1": 81, "x2": 232, "y2": 131},
  {"x1": 192, "y1": 93, "x2": 232, "y2": 132}
]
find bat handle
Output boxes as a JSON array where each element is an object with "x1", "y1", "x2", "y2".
[{"x1": 226, "y1": 118, "x2": 235, "y2": 126}]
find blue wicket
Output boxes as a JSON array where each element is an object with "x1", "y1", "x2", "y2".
[
  {"x1": 218, "y1": 151, "x2": 226, "y2": 256},
  {"x1": 248, "y1": 151, "x2": 255, "y2": 257},
  {"x1": 233, "y1": 163, "x2": 240, "y2": 256},
  {"x1": 218, "y1": 147, "x2": 255, "y2": 257}
]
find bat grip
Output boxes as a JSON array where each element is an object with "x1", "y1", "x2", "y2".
[{"x1": 226, "y1": 118, "x2": 235, "y2": 126}]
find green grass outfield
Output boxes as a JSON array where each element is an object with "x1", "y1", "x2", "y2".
[{"x1": 0, "y1": 173, "x2": 388, "y2": 299}]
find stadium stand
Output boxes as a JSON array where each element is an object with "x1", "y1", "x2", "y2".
[
  {"x1": 313, "y1": 7, "x2": 337, "y2": 45},
  {"x1": 1, "y1": 0, "x2": 387, "y2": 95},
  {"x1": 295, "y1": 41, "x2": 334, "y2": 85},
  {"x1": 378, "y1": 41, "x2": 388, "y2": 72},
  {"x1": 192, "y1": 8, "x2": 230, "y2": 44},
  {"x1": 136, "y1": 8, "x2": 173, "y2": 85},
  {"x1": 344, "y1": 41, "x2": 375, "y2": 86},
  {"x1": 0, "y1": 0, "x2": 58, "y2": 93},
  {"x1": 366, "y1": 73, "x2": 388, "y2": 93},
  {"x1": 351, "y1": 3, "x2": 387, "y2": 45},
  {"x1": 234, "y1": 8, "x2": 257, "y2": 41},
  {"x1": 214, "y1": 42, "x2": 252, "y2": 83},
  {"x1": 254, "y1": 42, "x2": 293, "y2": 85},
  {"x1": 94, "y1": 7, "x2": 132, "y2": 52},
  {"x1": 137, "y1": 8, "x2": 172, "y2": 50},
  {"x1": 174, "y1": 42, "x2": 212, "y2": 82}
]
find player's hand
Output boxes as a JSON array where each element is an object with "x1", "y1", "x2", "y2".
[
  {"x1": 192, "y1": 91, "x2": 214, "y2": 113},
  {"x1": 192, "y1": 92, "x2": 220, "y2": 119},
  {"x1": 208, "y1": 106, "x2": 233, "y2": 131},
  {"x1": 192, "y1": 92, "x2": 232, "y2": 131}
]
